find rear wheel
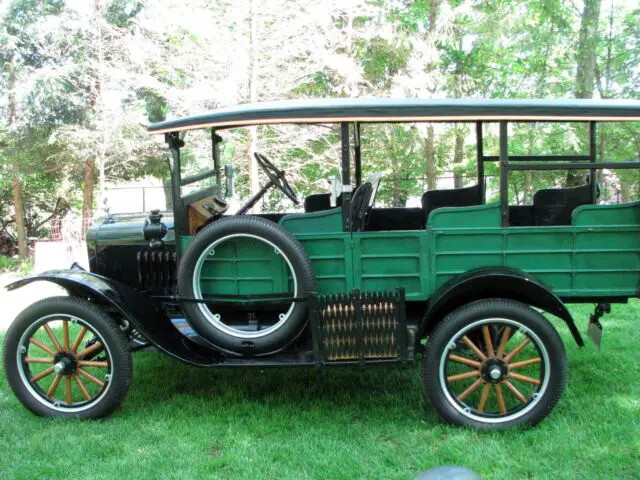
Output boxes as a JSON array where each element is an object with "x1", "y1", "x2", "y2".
[
  {"x1": 422, "y1": 298, "x2": 567, "y2": 429},
  {"x1": 3, "y1": 297, "x2": 132, "y2": 419}
]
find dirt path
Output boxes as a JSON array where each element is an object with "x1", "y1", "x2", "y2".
[{"x1": 0, "y1": 273, "x2": 65, "y2": 331}]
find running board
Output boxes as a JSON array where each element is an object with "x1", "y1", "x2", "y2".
[{"x1": 310, "y1": 289, "x2": 410, "y2": 364}]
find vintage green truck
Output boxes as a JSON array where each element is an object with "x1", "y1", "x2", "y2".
[{"x1": 4, "y1": 99, "x2": 639, "y2": 429}]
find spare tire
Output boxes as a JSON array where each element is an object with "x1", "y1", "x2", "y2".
[{"x1": 177, "y1": 216, "x2": 316, "y2": 355}]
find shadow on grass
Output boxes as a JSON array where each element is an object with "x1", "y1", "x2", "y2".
[{"x1": 124, "y1": 350, "x2": 439, "y2": 425}]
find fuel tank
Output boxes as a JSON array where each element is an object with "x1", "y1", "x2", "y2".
[{"x1": 86, "y1": 211, "x2": 176, "y2": 292}]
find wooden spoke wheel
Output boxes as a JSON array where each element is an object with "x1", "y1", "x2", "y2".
[
  {"x1": 422, "y1": 299, "x2": 567, "y2": 430},
  {"x1": 3, "y1": 297, "x2": 132, "y2": 419}
]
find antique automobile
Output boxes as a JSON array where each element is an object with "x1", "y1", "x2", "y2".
[{"x1": 3, "y1": 99, "x2": 639, "y2": 429}]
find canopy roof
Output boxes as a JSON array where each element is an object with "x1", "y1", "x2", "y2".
[{"x1": 148, "y1": 98, "x2": 640, "y2": 134}]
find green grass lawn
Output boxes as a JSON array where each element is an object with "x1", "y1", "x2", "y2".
[{"x1": 1, "y1": 302, "x2": 639, "y2": 479}]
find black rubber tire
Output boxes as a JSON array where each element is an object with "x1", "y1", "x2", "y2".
[
  {"x1": 3, "y1": 296, "x2": 132, "y2": 419},
  {"x1": 422, "y1": 298, "x2": 567, "y2": 430},
  {"x1": 177, "y1": 216, "x2": 316, "y2": 355}
]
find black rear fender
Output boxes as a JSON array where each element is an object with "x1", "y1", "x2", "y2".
[
  {"x1": 418, "y1": 267, "x2": 583, "y2": 348},
  {"x1": 6, "y1": 270, "x2": 220, "y2": 366}
]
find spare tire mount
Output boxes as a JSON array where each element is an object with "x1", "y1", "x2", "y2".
[
  {"x1": 177, "y1": 216, "x2": 316, "y2": 356},
  {"x1": 191, "y1": 233, "x2": 298, "y2": 339}
]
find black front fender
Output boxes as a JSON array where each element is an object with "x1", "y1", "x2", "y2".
[
  {"x1": 418, "y1": 267, "x2": 584, "y2": 347},
  {"x1": 6, "y1": 269, "x2": 220, "y2": 367}
]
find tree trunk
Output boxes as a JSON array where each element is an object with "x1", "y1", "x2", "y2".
[
  {"x1": 425, "y1": 124, "x2": 436, "y2": 190},
  {"x1": 568, "y1": 0, "x2": 601, "y2": 187},
  {"x1": 423, "y1": 0, "x2": 440, "y2": 189},
  {"x1": 163, "y1": 175, "x2": 173, "y2": 211},
  {"x1": 82, "y1": 159, "x2": 96, "y2": 236},
  {"x1": 12, "y1": 176, "x2": 27, "y2": 259},
  {"x1": 391, "y1": 155, "x2": 402, "y2": 207},
  {"x1": 453, "y1": 126, "x2": 464, "y2": 189},
  {"x1": 619, "y1": 175, "x2": 631, "y2": 203},
  {"x1": 7, "y1": 56, "x2": 27, "y2": 259},
  {"x1": 575, "y1": 0, "x2": 602, "y2": 99},
  {"x1": 247, "y1": 0, "x2": 259, "y2": 200},
  {"x1": 94, "y1": 0, "x2": 108, "y2": 209},
  {"x1": 598, "y1": 130, "x2": 607, "y2": 200}
]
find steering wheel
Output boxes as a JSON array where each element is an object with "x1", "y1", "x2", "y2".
[{"x1": 253, "y1": 152, "x2": 299, "y2": 204}]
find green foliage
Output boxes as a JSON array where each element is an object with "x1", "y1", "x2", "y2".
[
  {"x1": 356, "y1": 37, "x2": 411, "y2": 88},
  {"x1": 105, "y1": 0, "x2": 144, "y2": 28},
  {"x1": 0, "y1": 255, "x2": 18, "y2": 271},
  {"x1": 0, "y1": 255, "x2": 33, "y2": 273}
]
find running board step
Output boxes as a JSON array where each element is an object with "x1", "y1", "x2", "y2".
[{"x1": 310, "y1": 289, "x2": 409, "y2": 363}]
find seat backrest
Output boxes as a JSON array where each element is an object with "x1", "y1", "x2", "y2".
[
  {"x1": 304, "y1": 193, "x2": 343, "y2": 213},
  {"x1": 533, "y1": 183, "x2": 592, "y2": 226},
  {"x1": 304, "y1": 193, "x2": 331, "y2": 213},
  {"x1": 350, "y1": 182, "x2": 373, "y2": 231},
  {"x1": 422, "y1": 184, "x2": 482, "y2": 222}
]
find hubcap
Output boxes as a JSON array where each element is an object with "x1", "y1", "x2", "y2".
[{"x1": 480, "y1": 357, "x2": 509, "y2": 384}]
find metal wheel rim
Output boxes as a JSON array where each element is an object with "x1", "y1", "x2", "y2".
[
  {"x1": 192, "y1": 233, "x2": 298, "y2": 339},
  {"x1": 438, "y1": 317, "x2": 551, "y2": 424},
  {"x1": 16, "y1": 314, "x2": 114, "y2": 413}
]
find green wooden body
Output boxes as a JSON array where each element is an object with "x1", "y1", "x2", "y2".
[{"x1": 181, "y1": 202, "x2": 640, "y2": 302}]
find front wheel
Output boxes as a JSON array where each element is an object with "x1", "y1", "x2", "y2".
[
  {"x1": 422, "y1": 299, "x2": 567, "y2": 429},
  {"x1": 3, "y1": 296, "x2": 132, "y2": 419}
]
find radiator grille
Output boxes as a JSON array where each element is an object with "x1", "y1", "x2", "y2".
[{"x1": 137, "y1": 250, "x2": 177, "y2": 291}]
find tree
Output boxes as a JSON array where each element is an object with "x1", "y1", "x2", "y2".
[{"x1": 0, "y1": 0, "x2": 66, "y2": 258}]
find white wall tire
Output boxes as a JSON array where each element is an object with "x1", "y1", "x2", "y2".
[{"x1": 422, "y1": 298, "x2": 567, "y2": 430}]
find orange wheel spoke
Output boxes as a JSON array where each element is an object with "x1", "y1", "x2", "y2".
[
  {"x1": 449, "y1": 354, "x2": 481, "y2": 369},
  {"x1": 78, "y1": 360, "x2": 109, "y2": 368},
  {"x1": 509, "y1": 372, "x2": 541, "y2": 385},
  {"x1": 77, "y1": 342, "x2": 103, "y2": 359},
  {"x1": 65, "y1": 376, "x2": 73, "y2": 405},
  {"x1": 482, "y1": 326, "x2": 495, "y2": 357},
  {"x1": 77, "y1": 368, "x2": 105, "y2": 388},
  {"x1": 504, "y1": 380, "x2": 528, "y2": 404},
  {"x1": 31, "y1": 366, "x2": 55, "y2": 383},
  {"x1": 458, "y1": 378, "x2": 484, "y2": 402},
  {"x1": 495, "y1": 384, "x2": 507, "y2": 414},
  {"x1": 504, "y1": 338, "x2": 531, "y2": 363},
  {"x1": 43, "y1": 324, "x2": 62, "y2": 352},
  {"x1": 29, "y1": 338, "x2": 55, "y2": 357},
  {"x1": 461, "y1": 336, "x2": 487, "y2": 361},
  {"x1": 509, "y1": 357, "x2": 542, "y2": 369},
  {"x1": 25, "y1": 357, "x2": 53, "y2": 364},
  {"x1": 496, "y1": 326, "x2": 512, "y2": 358},
  {"x1": 72, "y1": 374, "x2": 91, "y2": 401},
  {"x1": 71, "y1": 327, "x2": 88, "y2": 353},
  {"x1": 447, "y1": 370, "x2": 480, "y2": 382},
  {"x1": 477, "y1": 384, "x2": 491, "y2": 413},
  {"x1": 62, "y1": 320, "x2": 70, "y2": 350},
  {"x1": 47, "y1": 374, "x2": 62, "y2": 398}
]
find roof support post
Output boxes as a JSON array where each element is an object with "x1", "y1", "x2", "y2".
[
  {"x1": 341, "y1": 123, "x2": 351, "y2": 187},
  {"x1": 340, "y1": 122, "x2": 352, "y2": 231},
  {"x1": 499, "y1": 121, "x2": 509, "y2": 227},
  {"x1": 476, "y1": 122, "x2": 485, "y2": 204},
  {"x1": 588, "y1": 121, "x2": 597, "y2": 203},
  {"x1": 166, "y1": 132, "x2": 188, "y2": 237},
  {"x1": 354, "y1": 122, "x2": 362, "y2": 188},
  {"x1": 211, "y1": 129, "x2": 223, "y2": 190}
]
